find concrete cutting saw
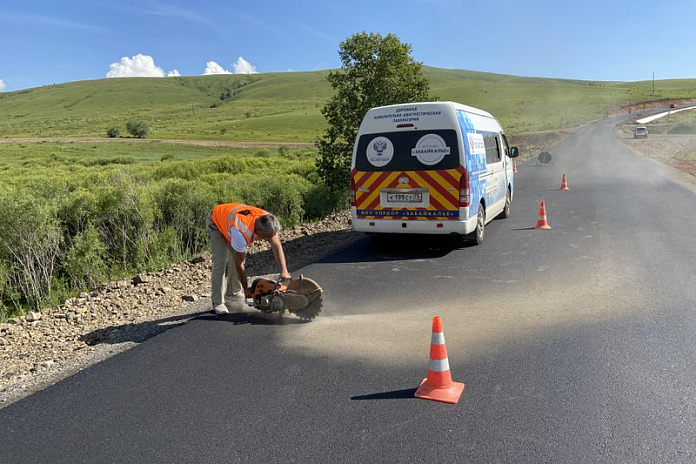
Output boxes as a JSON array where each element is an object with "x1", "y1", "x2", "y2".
[{"x1": 248, "y1": 275, "x2": 323, "y2": 321}]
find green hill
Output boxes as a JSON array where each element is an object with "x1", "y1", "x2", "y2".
[{"x1": 1, "y1": 67, "x2": 694, "y2": 141}]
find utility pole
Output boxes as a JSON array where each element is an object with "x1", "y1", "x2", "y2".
[{"x1": 652, "y1": 72, "x2": 655, "y2": 96}]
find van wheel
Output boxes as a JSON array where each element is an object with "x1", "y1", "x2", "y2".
[
  {"x1": 499, "y1": 188, "x2": 511, "y2": 219},
  {"x1": 470, "y1": 205, "x2": 485, "y2": 245}
]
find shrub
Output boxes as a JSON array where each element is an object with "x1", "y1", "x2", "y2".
[
  {"x1": 106, "y1": 127, "x2": 120, "y2": 138},
  {"x1": 303, "y1": 183, "x2": 347, "y2": 220},
  {"x1": 153, "y1": 160, "x2": 202, "y2": 181},
  {"x1": 148, "y1": 226, "x2": 182, "y2": 268},
  {"x1": 81, "y1": 156, "x2": 135, "y2": 167},
  {"x1": 94, "y1": 171, "x2": 156, "y2": 270},
  {"x1": 61, "y1": 224, "x2": 108, "y2": 290},
  {"x1": 155, "y1": 179, "x2": 216, "y2": 257},
  {"x1": 126, "y1": 120, "x2": 150, "y2": 138},
  {"x1": 0, "y1": 261, "x2": 21, "y2": 319},
  {"x1": 59, "y1": 188, "x2": 99, "y2": 241},
  {"x1": 0, "y1": 189, "x2": 62, "y2": 309},
  {"x1": 232, "y1": 174, "x2": 311, "y2": 226}
]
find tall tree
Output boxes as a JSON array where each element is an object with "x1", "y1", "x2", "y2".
[{"x1": 316, "y1": 32, "x2": 436, "y2": 189}]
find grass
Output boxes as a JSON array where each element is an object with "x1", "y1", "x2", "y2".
[
  {"x1": 1, "y1": 67, "x2": 695, "y2": 142},
  {"x1": 0, "y1": 141, "x2": 312, "y2": 184},
  {"x1": 0, "y1": 72, "x2": 330, "y2": 142}
]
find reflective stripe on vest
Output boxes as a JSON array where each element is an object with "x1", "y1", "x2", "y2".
[{"x1": 227, "y1": 205, "x2": 255, "y2": 244}]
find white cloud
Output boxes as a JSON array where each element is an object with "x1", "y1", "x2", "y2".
[
  {"x1": 167, "y1": 69, "x2": 181, "y2": 77},
  {"x1": 0, "y1": 79, "x2": 6, "y2": 92},
  {"x1": 203, "y1": 61, "x2": 232, "y2": 75},
  {"x1": 106, "y1": 54, "x2": 167, "y2": 78},
  {"x1": 233, "y1": 56, "x2": 257, "y2": 74}
]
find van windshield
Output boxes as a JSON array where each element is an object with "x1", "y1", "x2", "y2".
[{"x1": 355, "y1": 129, "x2": 460, "y2": 171}]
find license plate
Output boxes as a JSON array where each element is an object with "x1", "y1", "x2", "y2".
[{"x1": 387, "y1": 193, "x2": 422, "y2": 203}]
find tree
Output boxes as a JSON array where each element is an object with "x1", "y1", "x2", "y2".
[
  {"x1": 316, "y1": 32, "x2": 436, "y2": 189},
  {"x1": 126, "y1": 120, "x2": 150, "y2": 138}
]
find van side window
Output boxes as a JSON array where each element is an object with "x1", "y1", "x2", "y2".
[
  {"x1": 500, "y1": 134, "x2": 510, "y2": 157},
  {"x1": 481, "y1": 131, "x2": 501, "y2": 164}
]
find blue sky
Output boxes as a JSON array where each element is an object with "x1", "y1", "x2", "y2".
[{"x1": 1, "y1": 0, "x2": 695, "y2": 92}]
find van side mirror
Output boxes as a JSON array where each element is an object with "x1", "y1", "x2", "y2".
[{"x1": 509, "y1": 146, "x2": 519, "y2": 158}]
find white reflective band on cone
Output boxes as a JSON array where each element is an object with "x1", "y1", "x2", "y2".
[
  {"x1": 431, "y1": 332, "x2": 445, "y2": 345},
  {"x1": 429, "y1": 358, "x2": 450, "y2": 372}
]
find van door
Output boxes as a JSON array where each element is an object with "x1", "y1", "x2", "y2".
[
  {"x1": 498, "y1": 134, "x2": 509, "y2": 196},
  {"x1": 481, "y1": 131, "x2": 505, "y2": 216},
  {"x1": 500, "y1": 133, "x2": 513, "y2": 195}
]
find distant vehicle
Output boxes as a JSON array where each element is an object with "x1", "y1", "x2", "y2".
[
  {"x1": 669, "y1": 103, "x2": 677, "y2": 109},
  {"x1": 350, "y1": 101, "x2": 519, "y2": 245},
  {"x1": 634, "y1": 126, "x2": 648, "y2": 139}
]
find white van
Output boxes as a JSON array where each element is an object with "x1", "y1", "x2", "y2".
[{"x1": 350, "y1": 101, "x2": 519, "y2": 244}]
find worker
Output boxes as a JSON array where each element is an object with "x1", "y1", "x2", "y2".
[{"x1": 206, "y1": 202, "x2": 291, "y2": 314}]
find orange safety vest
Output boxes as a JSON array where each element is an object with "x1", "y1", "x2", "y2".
[{"x1": 211, "y1": 203, "x2": 268, "y2": 246}]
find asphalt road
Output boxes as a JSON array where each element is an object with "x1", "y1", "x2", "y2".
[{"x1": 2, "y1": 117, "x2": 695, "y2": 463}]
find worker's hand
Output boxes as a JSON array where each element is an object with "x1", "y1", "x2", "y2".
[{"x1": 279, "y1": 272, "x2": 291, "y2": 282}]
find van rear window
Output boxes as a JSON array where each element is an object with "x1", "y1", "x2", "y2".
[{"x1": 355, "y1": 129, "x2": 460, "y2": 171}]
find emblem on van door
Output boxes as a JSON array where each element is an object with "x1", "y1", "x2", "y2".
[
  {"x1": 366, "y1": 136, "x2": 394, "y2": 167},
  {"x1": 398, "y1": 176, "x2": 409, "y2": 185},
  {"x1": 412, "y1": 134, "x2": 450, "y2": 166}
]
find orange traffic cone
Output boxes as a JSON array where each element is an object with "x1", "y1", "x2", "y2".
[
  {"x1": 534, "y1": 200, "x2": 551, "y2": 230},
  {"x1": 560, "y1": 173, "x2": 569, "y2": 190},
  {"x1": 513, "y1": 160, "x2": 518, "y2": 173},
  {"x1": 414, "y1": 316, "x2": 465, "y2": 404}
]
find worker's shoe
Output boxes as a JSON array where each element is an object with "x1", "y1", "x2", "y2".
[{"x1": 213, "y1": 303, "x2": 229, "y2": 315}]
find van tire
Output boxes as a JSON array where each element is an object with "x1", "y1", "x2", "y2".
[
  {"x1": 469, "y1": 204, "x2": 485, "y2": 245},
  {"x1": 498, "y1": 188, "x2": 511, "y2": 219}
]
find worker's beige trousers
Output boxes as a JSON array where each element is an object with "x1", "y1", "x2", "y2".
[{"x1": 206, "y1": 212, "x2": 243, "y2": 307}]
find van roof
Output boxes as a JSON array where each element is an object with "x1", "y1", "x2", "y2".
[{"x1": 368, "y1": 101, "x2": 494, "y2": 119}]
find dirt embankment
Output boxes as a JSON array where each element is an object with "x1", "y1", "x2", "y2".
[
  {"x1": 604, "y1": 99, "x2": 696, "y2": 118},
  {"x1": 616, "y1": 122, "x2": 696, "y2": 191}
]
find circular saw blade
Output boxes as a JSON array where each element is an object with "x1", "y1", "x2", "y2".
[{"x1": 292, "y1": 294, "x2": 323, "y2": 321}]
